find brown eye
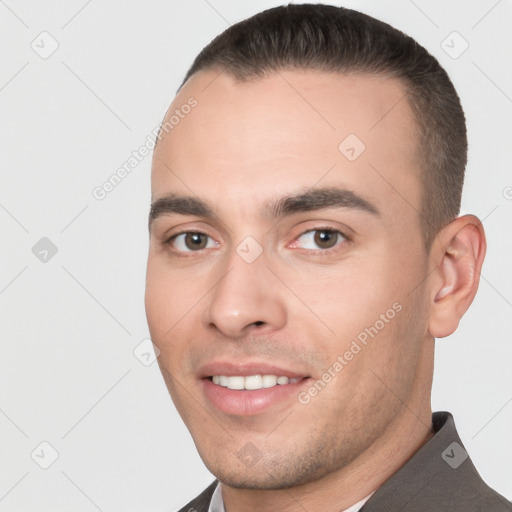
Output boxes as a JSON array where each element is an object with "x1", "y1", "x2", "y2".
[
  {"x1": 313, "y1": 230, "x2": 339, "y2": 249},
  {"x1": 169, "y1": 232, "x2": 217, "y2": 252},
  {"x1": 184, "y1": 233, "x2": 208, "y2": 250},
  {"x1": 295, "y1": 228, "x2": 346, "y2": 251}
]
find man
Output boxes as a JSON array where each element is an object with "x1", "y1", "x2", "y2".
[{"x1": 145, "y1": 4, "x2": 511, "y2": 511}]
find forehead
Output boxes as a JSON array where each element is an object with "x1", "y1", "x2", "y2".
[{"x1": 151, "y1": 69, "x2": 421, "y2": 221}]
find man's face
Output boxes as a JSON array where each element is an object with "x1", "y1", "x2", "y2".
[{"x1": 145, "y1": 69, "x2": 432, "y2": 488}]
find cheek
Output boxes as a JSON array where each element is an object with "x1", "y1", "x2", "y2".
[
  {"x1": 287, "y1": 258, "x2": 400, "y2": 338},
  {"x1": 145, "y1": 261, "x2": 184, "y2": 354},
  {"x1": 145, "y1": 256, "x2": 198, "y2": 332},
  {"x1": 283, "y1": 248, "x2": 424, "y2": 379},
  {"x1": 144, "y1": 265, "x2": 171, "y2": 340},
  {"x1": 145, "y1": 259, "x2": 207, "y2": 372}
]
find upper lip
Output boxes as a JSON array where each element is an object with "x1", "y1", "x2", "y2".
[{"x1": 198, "y1": 361, "x2": 310, "y2": 379}]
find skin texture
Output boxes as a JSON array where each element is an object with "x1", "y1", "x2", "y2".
[{"x1": 145, "y1": 69, "x2": 486, "y2": 511}]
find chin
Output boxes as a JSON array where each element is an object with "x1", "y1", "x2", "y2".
[{"x1": 200, "y1": 448, "x2": 334, "y2": 491}]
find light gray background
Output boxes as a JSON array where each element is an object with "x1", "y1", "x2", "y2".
[{"x1": 0, "y1": 0, "x2": 511, "y2": 510}]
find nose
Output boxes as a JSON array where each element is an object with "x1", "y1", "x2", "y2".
[{"x1": 203, "y1": 249, "x2": 287, "y2": 339}]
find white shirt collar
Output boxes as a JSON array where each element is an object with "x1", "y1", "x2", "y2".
[
  {"x1": 208, "y1": 482, "x2": 225, "y2": 512},
  {"x1": 208, "y1": 482, "x2": 374, "y2": 512}
]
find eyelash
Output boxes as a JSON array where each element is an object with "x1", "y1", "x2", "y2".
[
  {"x1": 163, "y1": 226, "x2": 350, "y2": 257},
  {"x1": 290, "y1": 226, "x2": 350, "y2": 256}
]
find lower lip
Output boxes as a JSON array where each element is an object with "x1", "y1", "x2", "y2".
[{"x1": 202, "y1": 378, "x2": 310, "y2": 416}]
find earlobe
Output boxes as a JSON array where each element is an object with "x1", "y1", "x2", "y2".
[{"x1": 428, "y1": 215, "x2": 486, "y2": 339}]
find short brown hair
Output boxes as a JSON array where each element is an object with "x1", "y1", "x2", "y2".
[{"x1": 179, "y1": 3, "x2": 467, "y2": 249}]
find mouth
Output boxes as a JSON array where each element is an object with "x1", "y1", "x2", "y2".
[{"x1": 199, "y1": 362, "x2": 312, "y2": 416}]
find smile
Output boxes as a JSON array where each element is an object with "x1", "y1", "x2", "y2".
[{"x1": 211, "y1": 374, "x2": 303, "y2": 390}]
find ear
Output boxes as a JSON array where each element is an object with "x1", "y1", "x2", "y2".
[{"x1": 428, "y1": 215, "x2": 486, "y2": 338}]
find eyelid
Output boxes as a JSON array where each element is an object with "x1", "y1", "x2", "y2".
[
  {"x1": 162, "y1": 228, "x2": 220, "y2": 257},
  {"x1": 289, "y1": 226, "x2": 350, "y2": 253},
  {"x1": 287, "y1": 219, "x2": 352, "y2": 242},
  {"x1": 161, "y1": 221, "x2": 218, "y2": 243}
]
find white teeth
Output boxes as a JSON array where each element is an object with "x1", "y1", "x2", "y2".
[
  {"x1": 244, "y1": 375, "x2": 263, "y2": 390},
  {"x1": 211, "y1": 374, "x2": 300, "y2": 390},
  {"x1": 262, "y1": 375, "x2": 277, "y2": 388},
  {"x1": 226, "y1": 376, "x2": 245, "y2": 390}
]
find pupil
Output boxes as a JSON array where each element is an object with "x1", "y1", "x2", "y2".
[
  {"x1": 314, "y1": 230, "x2": 337, "y2": 249},
  {"x1": 186, "y1": 233, "x2": 207, "y2": 250}
]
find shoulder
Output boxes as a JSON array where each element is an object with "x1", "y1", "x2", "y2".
[{"x1": 361, "y1": 412, "x2": 512, "y2": 511}]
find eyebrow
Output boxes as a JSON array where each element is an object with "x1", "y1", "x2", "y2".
[
  {"x1": 266, "y1": 187, "x2": 379, "y2": 218},
  {"x1": 148, "y1": 186, "x2": 379, "y2": 229}
]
